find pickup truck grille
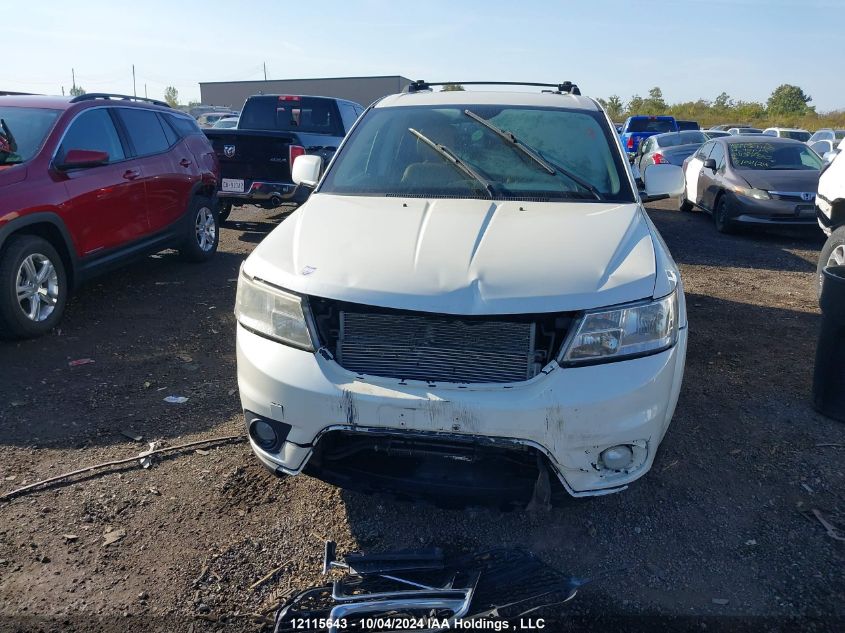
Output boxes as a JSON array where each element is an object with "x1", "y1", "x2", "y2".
[{"x1": 337, "y1": 311, "x2": 537, "y2": 384}]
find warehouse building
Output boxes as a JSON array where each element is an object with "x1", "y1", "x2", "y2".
[{"x1": 199, "y1": 75, "x2": 414, "y2": 110}]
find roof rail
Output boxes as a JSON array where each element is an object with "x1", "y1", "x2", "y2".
[
  {"x1": 69, "y1": 93, "x2": 170, "y2": 108},
  {"x1": 405, "y1": 81, "x2": 581, "y2": 96}
]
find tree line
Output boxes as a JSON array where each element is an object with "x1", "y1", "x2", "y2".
[{"x1": 597, "y1": 84, "x2": 844, "y2": 130}]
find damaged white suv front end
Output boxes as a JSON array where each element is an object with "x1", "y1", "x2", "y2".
[{"x1": 235, "y1": 87, "x2": 688, "y2": 501}]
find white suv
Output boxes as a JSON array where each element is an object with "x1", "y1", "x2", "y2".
[
  {"x1": 817, "y1": 139, "x2": 845, "y2": 285},
  {"x1": 234, "y1": 82, "x2": 688, "y2": 502}
]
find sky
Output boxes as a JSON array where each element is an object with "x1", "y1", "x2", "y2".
[{"x1": 6, "y1": 0, "x2": 845, "y2": 111}]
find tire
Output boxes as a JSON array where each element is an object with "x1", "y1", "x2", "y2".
[
  {"x1": 817, "y1": 226, "x2": 845, "y2": 299},
  {"x1": 218, "y1": 201, "x2": 232, "y2": 223},
  {"x1": 178, "y1": 196, "x2": 219, "y2": 262},
  {"x1": 0, "y1": 235, "x2": 68, "y2": 339},
  {"x1": 714, "y1": 195, "x2": 737, "y2": 234}
]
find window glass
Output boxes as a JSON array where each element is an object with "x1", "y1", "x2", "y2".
[
  {"x1": 626, "y1": 118, "x2": 676, "y2": 133},
  {"x1": 729, "y1": 142, "x2": 823, "y2": 170},
  {"x1": 167, "y1": 113, "x2": 202, "y2": 137},
  {"x1": 708, "y1": 143, "x2": 725, "y2": 169},
  {"x1": 239, "y1": 96, "x2": 343, "y2": 135},
  {"x1": 157, "y1": 113, "x2": 179, "y2": 146},
  {"x1": 695, "y1": 141, "x2": 714, "y2": 160},
  {"x1": 320, "y1": 105, "x2": 633, "y2": 202},
  {"x1": 781, "y1": 130, "x2": 810, "y2": 142},
  {"x1": 0, "y1": 106, "x2": 61, "y2": 166},
  {"x1": 58, "y1": 108, "x2": 125, "y2": 163},
  {"x1": 656, "y1": 131, "x2": 708, "y2": 148},
  {"x1": 835, "y1": 130, "x2": 845, "y2": 140},
  {"x1": 118, "y1": 108, "x2": 170, "y2": 156},
  {"x1": 338, "y1": 103, "x2": 359, "y2": 133}
]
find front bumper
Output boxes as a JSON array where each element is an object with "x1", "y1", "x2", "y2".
[
  {"x1": 218, "y1": 181, "x2": 310, "y2": 207},
  {"x1": 236, "y1": 322, "x2": 688, "y2": 498},
  {"x1": 728, "y1": 194, "x2": 819, "y2": 226}
]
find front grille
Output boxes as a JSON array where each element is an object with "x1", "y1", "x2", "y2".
[
  {"x1": 337, "y1": 311, "x2": 536, "y2": 383},
  {"x1": 770, "y1": 191, "x2": 815, "y2": 203}
]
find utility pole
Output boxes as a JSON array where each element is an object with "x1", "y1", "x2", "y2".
[
  {"x1": 144, "y1": 83, "x2": 147, "y2": 98},
  {"x1": 263, "y1": 62, "x2": 267, "y2": 81},
  {"x1": 61, "y1": 86, "x2": 65, "y2": 96},
  {"x1": 132, "y1": 64, "x2": 136, "y2": 97},
  {"x1": 71, "y1": 68, "x2": 76, "y2": 93}
]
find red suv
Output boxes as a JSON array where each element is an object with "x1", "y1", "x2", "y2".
[{"x1": 0, "y1": 93, "x2": 220, "y2": 338}]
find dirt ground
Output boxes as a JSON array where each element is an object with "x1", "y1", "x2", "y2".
[{"x1": 0, "y1": 200, "x2": 843, "y2": 632}]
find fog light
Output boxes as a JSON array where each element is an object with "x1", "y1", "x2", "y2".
[
  {"x1": 250, "y1": 420, "x2": 278, "y2": 449},
  {"x1": 600, "y1": 445, "x2": 634, "y2": 470}
]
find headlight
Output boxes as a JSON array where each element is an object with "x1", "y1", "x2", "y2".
[
  {"x1": 235, "y1": 272, "x2": 315, "y2": 350},
  {"x1": 732, "y1": 185, "x2": 770, "y2": 200},
  {"x1": 561, "y1": 291, "x2": 678, "y2": 364}
]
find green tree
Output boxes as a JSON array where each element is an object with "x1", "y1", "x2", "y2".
[
  {"x1": 440, "y1": 83, "x2": 465, "y2": 92},
  {"x1": 767, "y1": 84, "x2": 813, "y2": 116},
  {"x1": 627, "y1": 94, "x2": 644, "y2": 113},
  {"x1": 714, "y1": 92, "x2": 733, "y2": 110},
  {"x1": 644, "y1": 86, "x2": 667, "y2": 112},
  {"x1": 606, "y1": 95, "x2": 624, "y2": 120},
  {"x1": 69, "y1": 85, "x2": 86, "y2": 97},
  {"x1": 163, "y1": 86, "x2": 180, "y2": 107}
]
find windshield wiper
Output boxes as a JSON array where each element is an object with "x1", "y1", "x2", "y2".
[
  {"x1": 463, "y1": 109, "x2": 603, "y2": 201},
  {"x1": 407, "y1": 128, "x2": 494, "y2": 198}
]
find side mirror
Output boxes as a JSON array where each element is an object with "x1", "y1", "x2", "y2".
[
  {"x1": 292, "y1": 154, "x2": 323, "y2": 188},
  {"x1": 641, "y1": 164, "x2": 684, "y2": 203},
  {"x1": 56, "y1": 149, "x2": 109, "y2": 170},
  {"x1": 703, "y1": 158, "x2": 717, "y2": 171}
]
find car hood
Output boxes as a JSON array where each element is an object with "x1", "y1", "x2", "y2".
[
  {"x1": 739, "y1": 169, "x2": 820, "y2": 192},
  {"x1": 244, "y1": 194, "x2": 658, "y2": 315}
]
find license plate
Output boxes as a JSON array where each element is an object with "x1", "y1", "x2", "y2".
[{"x1": 221, "y1": 178, "x2": 245, "y2": 193}]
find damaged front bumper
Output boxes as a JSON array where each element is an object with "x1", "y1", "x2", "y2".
[{"x1": 236, "y1": 322, "x2": 687, "y2": 498}]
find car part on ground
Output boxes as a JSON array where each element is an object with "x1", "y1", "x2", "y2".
[
  {"x1": 812, "y1": 264, "x2": 845, "y2": 422},
  {"x1": 272, "y1": 543, "x2": 586, "y2": 632}
]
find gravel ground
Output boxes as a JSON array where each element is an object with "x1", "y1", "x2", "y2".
[{"x1": 0, "y1": 200, "x2": 843, "y2": 632}]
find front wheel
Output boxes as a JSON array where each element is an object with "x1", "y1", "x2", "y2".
[
  {"x1": 714, "y1": 195, "x2": 737, "y2": 234},
  {"x1": 0, "y1": 235, "x2": 68, "y2": 339},
  {"x1": 817, "y1": 226, "x2": 845, "y2": 299},
  {"x1": 179, "y1": 196, "x2": 219, "y2": 262}
]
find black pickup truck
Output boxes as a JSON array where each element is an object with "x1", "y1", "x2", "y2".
[{"x1": 204, "y1": 95, "x2": 364, "y2": 220}]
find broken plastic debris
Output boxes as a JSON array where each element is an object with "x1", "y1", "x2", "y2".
[
  {"x1": 121, "y1": 430, "x2": 143, "y2": 442},
  {"x1": 68, "y1": 358, "x2": 95, "y2": 367},
  {"x1": 163, "y1": 396, "x2": 188, "y2": 404},
  {"x1": 195, "y1": 449, "x2": 210, "y2": 456}
]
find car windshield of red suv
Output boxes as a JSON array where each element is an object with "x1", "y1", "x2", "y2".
[{"x1": 0, "y1": 107, "x2": 61, "y2": 166}]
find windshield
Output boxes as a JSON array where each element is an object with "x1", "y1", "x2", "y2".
[
  {"x1": 729, "y1": 142, "x2": 823, "y2": 170},
  {"x1": 656, "y1": 131, "x2": 708, "y2": 148},
  {"x1": 0, "y1": 106, "x2": 61, "y2": 166},
  {"x1": 319, "y1": 105, "x2": 633, "y2": 202},
  {"x1": 626, "y1": 118, "x2": 675, "y2": 133},
  {"x1": 238, "y1": 96, "x2": 342, "y2": 135},
  {"x1": 781, "y1": 130, "x2": 810, "y2": 142}
]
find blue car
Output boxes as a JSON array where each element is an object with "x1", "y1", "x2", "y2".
[{"x1": 620, "y1": 115, "x2": 678, "y2": 161}]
